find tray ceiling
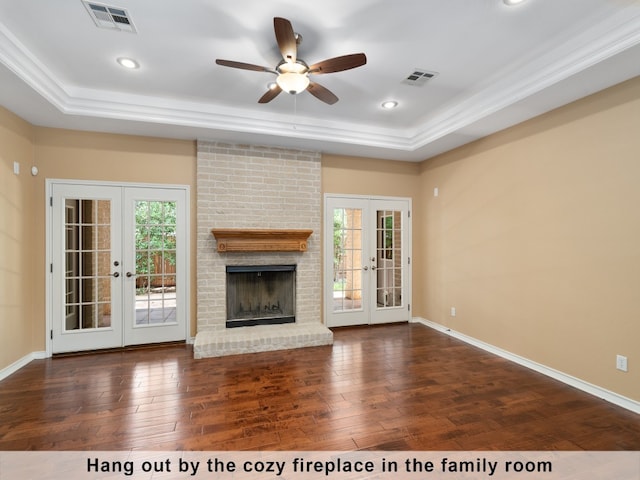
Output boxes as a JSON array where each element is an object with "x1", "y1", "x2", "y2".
[{"x1": 0, "y1": 0, "x2": 639, "y2": 161}]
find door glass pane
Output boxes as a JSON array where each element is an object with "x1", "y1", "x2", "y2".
[
  {"x1": 64, "y1": 198, "x2": 112, "y2": 331},
  {"x1": 332, "y1": 208, "x2": 363, "y2": 311},
  {"x1": 376, "y1": 210, "x2": 402, "y2": 308},
  {"x1": 134, "y1": 201, "x2": 178, "y2": 325}
]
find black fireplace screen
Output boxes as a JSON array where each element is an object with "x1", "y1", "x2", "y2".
[{"x1": 225, "y1": 265, "x2": 296, "y2": 328}]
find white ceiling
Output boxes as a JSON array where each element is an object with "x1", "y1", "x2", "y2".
[{"x1": 1, "y1": 0, "x2": 639, "y2": 161}]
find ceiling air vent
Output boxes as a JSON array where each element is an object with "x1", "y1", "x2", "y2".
[
  {"x1": 82, "y1": 1, "x2": 137, "y2": 33},
  {"x1": 402, "y1": 69, "x2": 438, "y2": 86}
]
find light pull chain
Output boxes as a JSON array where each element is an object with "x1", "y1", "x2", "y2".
[{"x1": 293, "y1": 94, "x2": 298, "y2": 130}]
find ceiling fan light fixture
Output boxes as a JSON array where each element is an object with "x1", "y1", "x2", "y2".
[{"x1": 276, "y1": 72, "x2": 310, "y2": 94}]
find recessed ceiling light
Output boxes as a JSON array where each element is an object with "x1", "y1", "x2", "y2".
[
  {"x1": 503, "y1": 0, "x2": 527, "y2": 5},
  {"x1": 117, "y1": 57, "x2": 139, "y2": 69},
  {"x1": 381, "y1": 101, "x2": 398, "y2": 110}
]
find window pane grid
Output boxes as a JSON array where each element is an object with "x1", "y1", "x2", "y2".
[
  {"x1": 376, "y1": 210, "x2": 403, "y2": 308},
  {"x1": 333, "y1": 208, "x2": 363, "y2": 312},
  {"x1": 134, "y1": 201, "x2": 178, "y2": 326},
  {"x1": 64, "y1": 198, "x2": 112, "y2": 331}
]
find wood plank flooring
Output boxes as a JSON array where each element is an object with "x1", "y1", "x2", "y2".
[{"x1": 0, "y1": 323, "x2": 638, "y2": 450}]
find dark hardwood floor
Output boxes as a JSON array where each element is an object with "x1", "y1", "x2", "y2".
[{"x1": 0, "y1": 323, "x2": 638, "y2": 451}]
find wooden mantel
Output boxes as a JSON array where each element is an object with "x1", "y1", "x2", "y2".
[{"x1": 211, "y1": 228, "x2": 313, "y2": 252}]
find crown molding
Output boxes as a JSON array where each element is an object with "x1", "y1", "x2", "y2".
[
  {"x1": 60, "y1": 84, "x2": 415, "y2": 150},
  {"x1": 0, "y1": 23, "x2": 69, "y2": 111}
]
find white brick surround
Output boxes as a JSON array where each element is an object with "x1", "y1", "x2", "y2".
[{"x1": 194, "y1": 141, "x2": 333, "y2": 357}]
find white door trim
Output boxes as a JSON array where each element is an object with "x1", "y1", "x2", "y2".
[{"x1": 45, "y1": 179, "x2": 190, "y2": 357}]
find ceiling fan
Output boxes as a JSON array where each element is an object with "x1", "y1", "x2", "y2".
[{"x1": 216, "y1": 17, "x2": 367, "y2": 105}]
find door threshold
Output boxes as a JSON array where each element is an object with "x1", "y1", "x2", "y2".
[{"x1": 53, "y1": 340, "x2": 188, "y2": 357}]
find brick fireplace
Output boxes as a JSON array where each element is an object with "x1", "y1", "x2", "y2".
[{"x1": 193, "y1": 141, "x2": 333, "y2": 358}]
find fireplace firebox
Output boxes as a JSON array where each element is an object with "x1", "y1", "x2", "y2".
[{"x1": 225, "y1": 265, "x2": 296, "y2": 328}]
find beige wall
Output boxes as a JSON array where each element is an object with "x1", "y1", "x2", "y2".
[
  {"x1": 2, "y1": 75, "x2": 638, "y2": 404},
  {"x1": 322, "y1": 155, "x2": 421, "y2": 198},
  {"x1": 419, "y1": 77, "x2": 640, "y2": 401},
  {"x1": 0, "y1": 107, "x2": 36, "y2": 369}
]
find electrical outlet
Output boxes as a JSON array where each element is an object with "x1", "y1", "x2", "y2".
[
  {"x1": 450, "y1": 307, "x2": 456, "y2": 317},
  {"x1": 13, "y1": 161, "x2": 20, "y2": 175},
  {"x1": 616, "y1": 355, "x2": 628, "y2": 372}
]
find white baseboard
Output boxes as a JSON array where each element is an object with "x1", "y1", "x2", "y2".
[
  {"x1": 0, "y1": 351, "x2": 46, "y2": 382},
  {"x1": 411, "y1": 317, "x2": 640, "y2": 415}
]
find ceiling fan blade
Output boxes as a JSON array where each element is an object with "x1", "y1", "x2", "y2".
[
  {"x1": 274, "y1": 17, "x2": 297, "y2": 63},
  {"x1": 258, "y1": 85, "x2": 282, "y2": 103},
  {"x1": 216, "y1": 59, "x2": 275, "y2": 73},
  {"x1": 308, "y1": 53, "x2": 367, "y2": 74},
  {"x1": 307, "y1": 81, "x2": 339, "y2": 105}
]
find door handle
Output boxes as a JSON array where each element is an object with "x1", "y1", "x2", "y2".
[
  {"x1": 363, "y1": 266, "x2": 369, "y2": 271},
  {"x1": 126, "y1": 272, "x2": 136, "y2": 278},
  {"x1": 112, "y1": 272, "x2": 120, "y2": 278},
  {"x1": 371, "y1": 265, "x2": 376, "y2": 271}
]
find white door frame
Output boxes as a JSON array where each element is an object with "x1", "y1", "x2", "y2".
[
  {"x1": 45, "y1": 179, "x2": 190, "y2": 357},
  {"x1": 324, "y1": 193, "x2": 412, "y2": 327}
]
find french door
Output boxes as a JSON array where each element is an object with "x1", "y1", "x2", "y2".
[
  {"x1": 324, "y1": 195, "x2": 411, "y2": 327},
  {"x1": 49, "y1": 181, "x2": 188, "y2": 354}
]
